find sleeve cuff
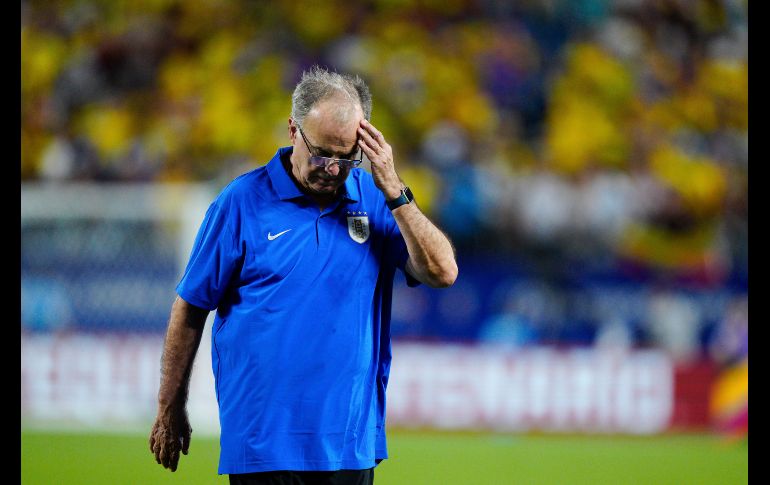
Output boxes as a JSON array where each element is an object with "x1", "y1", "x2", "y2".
[
  {"x1": 175, "y1": 285, "x2": 218, "y2": 311},
  {"x1": 404, "y1": 269, "x2": 421, "y2": 287}
]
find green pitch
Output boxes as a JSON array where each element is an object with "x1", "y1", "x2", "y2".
[{"x1": 21, "y1": 429, "x2": 747, "y2": 484}]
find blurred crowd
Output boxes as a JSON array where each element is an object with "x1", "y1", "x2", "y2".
[
  {"x1": 21, "y1": 0, "x2": 748, "y2": 284},
  {"x1": 21, "y1": 0, "x2": 747, "y2": 283},
  {"x1": 21, "y1": 0, "x2": 748, "y2": 372}
]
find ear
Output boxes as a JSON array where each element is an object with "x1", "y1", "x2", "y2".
[{"x1": 288, "y1": 117, "x2": 297, "y2": 143}]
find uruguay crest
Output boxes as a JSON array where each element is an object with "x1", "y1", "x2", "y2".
[{"x1": 347, "y1": 212, "x2": 370, "y2": 243}]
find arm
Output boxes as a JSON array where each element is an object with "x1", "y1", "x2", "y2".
[
  {"x1": 357, "y1": 119, "x2": 458, "y2": 288},
  {"x1": 392, "y1": 201, "x2": 457, "y2": 288},
  {"x1": 149, "y1": 295, "x2": 210, "y2": 472}
]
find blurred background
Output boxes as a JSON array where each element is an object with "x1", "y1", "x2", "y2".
[{"x1": 21, "y1": 0, "x2": 747, "y2": 483}]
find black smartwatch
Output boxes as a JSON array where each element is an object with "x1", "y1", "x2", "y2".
[{"x1": 386, "y1": 186, "x2": 414, "y2": 211}]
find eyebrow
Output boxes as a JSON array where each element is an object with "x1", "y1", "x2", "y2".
[
  {"x1": 312, "y1": 140, "x2": 360, "y2": 159},
  {"x1": 336, "y1": 147, "x2": 361, "y2": 159}
]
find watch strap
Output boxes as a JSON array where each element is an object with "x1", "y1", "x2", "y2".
[{"x1": 386, "y1": 186, "x2": 414, "y2": 210}]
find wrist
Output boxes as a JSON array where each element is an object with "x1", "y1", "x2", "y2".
[
  {"x1": 158, "y1": 395, "x2": 186, "y2": 410},
  {"x1": 386, "y1": 186, "x2": 414, "y2": 211},
  {"x1": 157, "y1": 385, "x2": 189, "y2": 409},
  {"x1": 384, "y1": 185, "x2": 404, "y2": 201}
]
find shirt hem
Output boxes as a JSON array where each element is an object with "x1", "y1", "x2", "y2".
[{"x1": 219, "y1": 458, "x2": 378, "y2": 475}]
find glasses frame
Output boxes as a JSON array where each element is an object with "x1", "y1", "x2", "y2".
[{"x1": 297, "y1": 125, "x2": 363, "y2": 169}]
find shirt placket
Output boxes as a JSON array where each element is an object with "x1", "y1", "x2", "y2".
[{"x1": 315, "y1": 199, "x2": 347, "y2": 250}]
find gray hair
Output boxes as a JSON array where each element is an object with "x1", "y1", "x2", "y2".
[{"x1": 291, "y1": 65, "x2": 372, "y2": 126}]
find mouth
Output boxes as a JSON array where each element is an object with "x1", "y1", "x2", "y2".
[
  {"x1": 306, "y1": 177, "x2": 341, "y2": 193},
  {"x1": 313, "y1": 176, "x2": 340, "y2": 185}
]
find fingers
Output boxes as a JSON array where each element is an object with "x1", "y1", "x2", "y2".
[
  {"x1": 159, "y1": 442, "x2": 169, "y2": 468},
  {"x1": 159, "y1": 440, "x2": 180, "y2": 471},
  {"x1": 357, "y1": 138, "x2": 377, "y2": 159},
  {"x1": 157, "y1": 439, "x2": 183, "y2": 471},
  {"x1": 357, "y1": 125, "x2": 381, "y2": 151},
  {"x1": 357, "y1": 119, "x2": 400, "y2": 194},
  {"x1": 358, "y1": 119, "x2": 389, "y2": 153},
  {"x1": 169, "y1": 448, "x2": 180, "y2": 472},
  {"x1": 357, "y1": 126, "x2": 392, "y2": 166},
  {"x1": 152, "y1": 437, "x2": 161, "y2": 464},
  {"x1": 182, "y1": 427, "x2": 191, "y2": 455},
  {"x1": 149, "y1": 426, "x2": 162, "y2": 464},
  {"x1": 360, "y1": 119, "x2": 385, "y2": 145},
  {"x1": 149, "y1": 420, "x2": 188, "y2": 472}
]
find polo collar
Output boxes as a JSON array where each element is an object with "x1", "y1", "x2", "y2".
[
  {"x1": 267, "y1": 146, "x2": 360, "y2": 203},
  {"x1": 341, "y1": 169, "x2": 361, "y2": 203}
]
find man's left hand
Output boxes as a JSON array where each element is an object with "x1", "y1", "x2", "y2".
[
  {"x1": 357, "y1": 119, "x2": 403, "y2": 200},
  {"x1": 149, "y1": 406, "x2": 192, "y2": 472}
]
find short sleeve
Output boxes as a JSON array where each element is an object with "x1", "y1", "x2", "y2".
[
  {"x1": 382, "y1": 208, "x2": 421, "y2": 288},
  {"x1": 176, "y1": 199, "x2": 243, "y2": 310}
]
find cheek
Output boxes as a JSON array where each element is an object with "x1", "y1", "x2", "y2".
[
  {"x1": 301, "y1": 166, "x2": 318, "y2": 181},
  {"x1": 305, "y1": 168, "x2": 323, "y2": 181}
]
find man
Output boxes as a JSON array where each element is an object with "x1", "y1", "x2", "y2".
[{"x1": 149, "y1": 66, "x2": 458, "y2": 484}]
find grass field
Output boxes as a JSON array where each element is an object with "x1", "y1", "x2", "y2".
[{"x1": 21, "y1": 429, "x2": 747, "y2": 484}]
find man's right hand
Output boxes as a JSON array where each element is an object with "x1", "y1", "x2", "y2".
[
  {"x1": 149, "y1": 407, "x2": 192, "y2": 472},
  {"x1": 150, "y1": 295, "x2": 208, "y2": 472}
]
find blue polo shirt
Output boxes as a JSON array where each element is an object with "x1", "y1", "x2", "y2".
[{"x1": 176, "y1": 146, "x2": 418, "y2": 474}]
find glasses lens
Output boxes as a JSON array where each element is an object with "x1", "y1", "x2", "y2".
[
  {"x1": 309, "y1": 156, "x2": 361, "y2": 169},
  {"x1": 308, "y1": 156, "x2": 327, "y2": 167},
  {"x1": 337, "y1": 159, "x2": 361, "y2": 169}
]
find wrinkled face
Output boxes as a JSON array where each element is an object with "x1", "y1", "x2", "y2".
[{"x1": 289, "y1": 99, "x2": 363, "y2": 198}]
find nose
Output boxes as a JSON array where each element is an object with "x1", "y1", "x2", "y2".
[{"x1": 324, "y1": 161, "x2": 340, "y2": 177}]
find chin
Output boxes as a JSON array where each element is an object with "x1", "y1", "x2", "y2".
[{"x1": 309, "y1": 182, "x2": 341, "y2": 194}]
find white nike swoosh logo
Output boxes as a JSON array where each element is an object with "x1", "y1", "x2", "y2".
[{"x1": 267, "y1": 229, "x2": 292, "y2": 241}]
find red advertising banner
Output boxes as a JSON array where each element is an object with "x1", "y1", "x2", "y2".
[
  {"x1": 670, "y1": 359, "x2": 719, "y2": 430},
  {"x1": 21, "y1": 335, "x2": 719, "y2": 434},
  {"x1": 387, "y1": 344, "x2": 677, "y2": 434}
]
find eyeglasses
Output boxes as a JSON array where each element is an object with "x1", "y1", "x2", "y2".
[{"x1": 297, "y1": 125, "x2": 363, "y2": 169}]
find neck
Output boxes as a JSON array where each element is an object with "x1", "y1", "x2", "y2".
[{"x1": 312, "y1": 192, "x2": 338, "y2": 212}]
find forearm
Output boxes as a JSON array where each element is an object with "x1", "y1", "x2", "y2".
[
  {"x1": 391, "y1": 201, "x2": 458, "y2": 288},
  {"x1": 156, "y1": 295, "x2": 209, "y2": 411},
  {"x1": 355, "y1": 118, "x2": 457, "y2": 287}
]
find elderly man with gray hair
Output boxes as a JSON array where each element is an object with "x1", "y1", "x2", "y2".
[{"x1": 149, "y1": 65, "x2": 457, "y2": 485}]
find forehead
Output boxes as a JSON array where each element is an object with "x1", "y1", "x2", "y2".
[{"x1": 302, "y1": 99, "x2": 363, "y2": 154}]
